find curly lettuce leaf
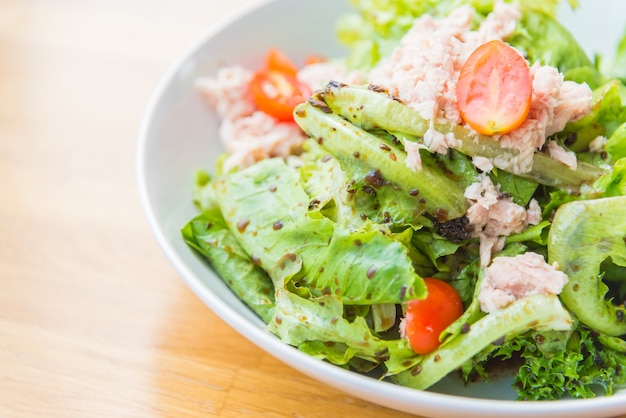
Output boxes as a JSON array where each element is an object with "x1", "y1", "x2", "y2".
[
  {"x1": 499, "y1": 328, "x2": 626, "y2": 400},
  {"x1": 298, "y1": 140, "x2": 366, "y2": 229},
  {"x1": 268, "y1": 289, "x2": 389, "y2": 363}
]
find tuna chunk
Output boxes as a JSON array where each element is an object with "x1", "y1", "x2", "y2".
[
  {"x1": 196, "y1": 65, "x2": 255, "y2": 121},
  {"x1": 196, "y1": 65, "x2": 306, "y2": 171},
  {"x1": 497, "y1": 64, "x2": 591, "y2": 173},
  {"x1": 547, "y1": 140, "x2": 577, "y2": 169},
  {"x1": 368, "y1": 1, "x2": 522, "y2": 154},
  {"x1": 479, "y1": 252, "x2": 568, "y2": 313},
  {"x1": 196, "y1": 59, "x2": 366, "y2": 171},
  {"x1": 464, "y1": 175, "x2": 540, "y2": 265}
]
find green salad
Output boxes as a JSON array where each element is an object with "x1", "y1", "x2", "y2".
[{"x1": 182, "y1": 0, "x2": 626, "y2": 400}]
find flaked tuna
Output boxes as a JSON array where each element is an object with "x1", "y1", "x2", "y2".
[
  {"x1": 479, "y1": 252, "x2": 568, "y2": 313},
  {"x1": 367, "y1": 1, "x2": 592, "y2": 175},
  {"x1": 197, "y1": 65, "x2": 306, "y2": 171},
  {"x1": 464, "y1": 175, "x2": 541, "y2": 265}
]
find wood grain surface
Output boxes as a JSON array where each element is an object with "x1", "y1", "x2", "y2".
[{"x1": 1, "y1": 1, "x2": 624, "y2": 417}]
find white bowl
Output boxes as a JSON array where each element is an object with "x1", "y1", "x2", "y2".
[{"x1": 137, "y1": 1, "x2": 626, "y2": 417}]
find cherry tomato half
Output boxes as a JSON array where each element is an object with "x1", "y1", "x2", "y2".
[
  {"x1": 265, "y1": 48, "x2": 299, "y2": 77},
  {"x1": 249, "y1": 69, "x2": 311, "y2": 122},
  {"x1": 404, "y1": 278, "x2": 463, "y2": 355},
  {"x1": 456, "y1": 40, "x2": 532, "y2": 136}
]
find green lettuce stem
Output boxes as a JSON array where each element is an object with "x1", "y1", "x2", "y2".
[
  {"x1": 317, "y1": 83, "x2": 604, "y2": 191},
  {"x1": 391, "y1": 294, "x2": 572, "y2": 390},
  {"x1": 293, "y1": 101, "x2": 468, "y2": 220}
]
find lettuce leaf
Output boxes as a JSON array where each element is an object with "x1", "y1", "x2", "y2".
[
  {"x1": 558, "y1": 80, "x2": 626, "y2": 153},
  {"x1": 508, "y1": 8, "x2": 597, "y2": 83},
  {"x1": 501, "y1": 328, "x2": 626, "y2": 400},
  {"x1": 310, "y1": 83, "x2": 604, "y2": 192},
  {"x1": 267, "y1": 289, "x2": 418, "y2": 370},
  {"x1": 181, "y1": 208, "x2": 275, "y2": 323},
  {"x1": 548, "y1": 196, "x2": 626, "y2": 336},
  {"x1": 294, "y1": 100, "x2": 470, "y2": 222},
  {"x1": 392, "y1": 294, "x2": 572, "y2": 390},
  {"x1": 212, "y1": 157, "x2": 426, "y2": 305}
]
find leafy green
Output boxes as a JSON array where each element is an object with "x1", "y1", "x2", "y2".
[
  {"x1": 606, "y1": 123, "x2": 626, "y2": 162},
  {"x1": 268, "y1": 289, "x2": 389, "y2": 363},
  {"x1": 294, "y1": 100, "x2": 470, "y2": 222},
  {"x1": 558, "y1": 79, "x2": 626, "y2": 153},
  {"x1": 181, "y1": 0, "x2": 626, "y2": 401},
  {"x1": 548, "y1": 196, "x2": 626, "y2": 336},
  {"x1": 500, "y1": 328, "x2": 626, "y2": 400},
  {"x1": 212, "y1": 157, "x2": 426, "y2": 305},
  {"x1": 181, "y1": 209, "x2": 275, "y2": 323},
  {"x1": 298, "y1": 140, "x2": 364, "y2": 228},
  {"x1": 392, "y1": 294, "x2": 573, "y2": 390},
  {"x1": 593, "y1": 157, "x2": 626, "y2": 196},
  {"x1": 337, "y1": 0, "x2": 581, "y2": 72},
  {"x1": 507, "y1": 8, "x2": 597, "y2": 84}
]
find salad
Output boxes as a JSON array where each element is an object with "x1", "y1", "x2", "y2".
[{"x1": 182, "y1": 0, "x2": 626, "y2": 400}]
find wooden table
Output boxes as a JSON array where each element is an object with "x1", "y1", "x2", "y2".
[
  {"x1": 1, "y1": 1, "x2": 624, "y2": 418},
  {"x1": 0, "y1": 1, "x2": 416, "y2": 416}
]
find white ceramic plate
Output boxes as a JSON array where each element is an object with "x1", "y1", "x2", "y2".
[{"x1": 137, "y1": 1, "x2": 626, "y2": 417}]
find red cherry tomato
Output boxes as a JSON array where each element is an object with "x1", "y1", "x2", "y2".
[
  {"x1": 456, "y1": 40, "x2": 532, "y2": 136},
  {"x1": 265, "y1": 48, "x2": 299, "y2": 76},
  {"x1": 404, "y1": 278, "x2": 463, "y2": 355},
  {"x1": 249, "y1": 70, "x2": 311, "y2": 122}
]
